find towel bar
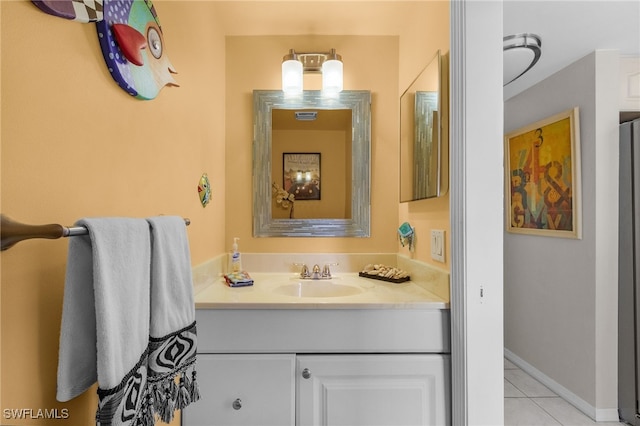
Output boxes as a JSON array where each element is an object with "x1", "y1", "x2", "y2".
[{"x1": 0, "y1": 214, "x2": 191, "y2": 251}]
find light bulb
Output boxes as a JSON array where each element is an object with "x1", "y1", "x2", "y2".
[
  {"x1": 282, "y1": 59, "x2": 303, "y2": 94},
  {"x1": 322, "y1": 59, "x2": 343, "y2": 94}
]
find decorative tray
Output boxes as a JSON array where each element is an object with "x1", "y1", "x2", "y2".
[{"x1": 358, "y1": 272, "x2": 410, "y2": 284}]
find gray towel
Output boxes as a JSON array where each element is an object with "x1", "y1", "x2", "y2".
[
  {"x1": 144, "y1": 216, "x2": 199, "y2": 423},
  {"x1": 57, "y1": 217, "x2": 199, "y2": 426},
  {"x1": 56, "y1": 218, "x2": 151, "y2": 409}
]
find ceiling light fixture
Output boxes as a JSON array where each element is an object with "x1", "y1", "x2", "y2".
[
  {"x1": 282, "y1": 48, "x2": 343, "y2": 95},
  {"x1": 503, "y1": 33, "x2": 542, "y2": 86}
]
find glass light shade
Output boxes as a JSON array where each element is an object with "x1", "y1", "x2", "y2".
[
  {"x1": 322, "y1": 59, "x2": 343, "y2": 94},
  {"x1": 282, "y1": 60, "x2": 303, "y2": 94}
]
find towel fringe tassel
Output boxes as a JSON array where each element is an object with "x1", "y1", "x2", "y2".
[
  {"x1": 152, "y1": 384, "x2": 164, "y2": 411},
  {"x1": 161, "y1": 399, "x2": 175, "y2": 424},
  {"x1": 190, "y1": 370, "x2": 201, "y2": 403},
  {"x1": 176, "y1": 375, "x2": 191, "y2": 410},
  {"x1": 142, "y1": 395, "x2": 155, "y2": 426},
  {"x1": 144, "y1": 364, "x2": 199, "y2": 424},
  {"x1": 160, "y1": 381, "x2": 176, "y2": 424}
]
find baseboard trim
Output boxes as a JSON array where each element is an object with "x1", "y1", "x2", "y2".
[{"x1": 504, "y1": 348, "x2": 620, "y2": 422}]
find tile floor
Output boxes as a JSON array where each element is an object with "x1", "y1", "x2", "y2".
[{"x1": 504, "y1": 358, "x2": 629, "y2": 425}]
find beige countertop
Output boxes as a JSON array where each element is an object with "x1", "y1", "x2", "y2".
[{"x1": 194, "y1": 272, "x2": 449, "y2": 310}]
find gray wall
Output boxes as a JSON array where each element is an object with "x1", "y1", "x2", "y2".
[{"x1": 504, "y1": 50, "x2": 619, "y2": 417}]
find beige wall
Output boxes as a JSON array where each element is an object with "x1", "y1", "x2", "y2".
[
  {"x1": 397, "y1": 3, "x2": 450, "y2": 269},
  {"x1": 225, "y1": 35, "x2": 400, "y2": 254},
  {"x1": 0, "y1": 2, "x2": 225, "y2": 424}
]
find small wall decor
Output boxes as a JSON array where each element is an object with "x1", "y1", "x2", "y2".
[
  {"x1": 32, "y1": 0, "x2": 178, "y2": 100},
  {"x1": 283, "y1": 153, "x2": 321, "y2": 201},
  {"x1": 198, "y1": 173, "x2": 211, "y2": 208},
  {"x1": 398, "y1": 222, "x2": 415, "y2": 252},
  {"x1": 504, "y1": 107, "x2": 581, "y2": 239}
]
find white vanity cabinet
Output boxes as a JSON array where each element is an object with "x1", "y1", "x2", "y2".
[
  {"x1": 297, "y1": 354, "x2": 450, "y2": 426},
  {"x1": 184, "y1": 352, "x2": 450, "y2": 426},
  {"x1": 186, "y1": 307, "x2": 451, "y2": 426},
  {"x1": 181, "y1": 354, "x2": 296, "y2": 426}
]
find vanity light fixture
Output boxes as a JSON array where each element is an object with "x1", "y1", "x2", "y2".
[
  {"x1": 503, "y1": 33, "x2": 542, "y2": 86},
  {"x1": 282, "y1": 48, "x2": 343, "y2": 95}
]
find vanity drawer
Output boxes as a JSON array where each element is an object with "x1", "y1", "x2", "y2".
[
  {"x1": 182, "y1": 354, "x2": 295, "y2": 426},
  {"x1": 196, "y1": 308, "x2": 450, "y2": 354}
]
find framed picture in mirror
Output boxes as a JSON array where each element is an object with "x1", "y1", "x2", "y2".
[{"x1": 283, "y1": 152, "x2": 321, "y2": 200}]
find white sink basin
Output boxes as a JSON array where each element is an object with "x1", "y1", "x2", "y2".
[{"x1": 273, "y1": 281, "x2": 364, "y2": 298}]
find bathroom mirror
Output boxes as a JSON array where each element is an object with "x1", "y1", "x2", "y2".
[
  {"x1": 253, "y1": 90, "x2": 371, "y2": 237},
  {"x1": 400, "y1": 50, "x2": 448, "y2": 202},
  {"x1": 271, "y1": 108, "x2": 352, "y2": 220}
]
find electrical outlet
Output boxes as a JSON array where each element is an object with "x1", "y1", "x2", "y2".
[{"x1": 431, "y1": 230, "x2": 445, "y2": 262}]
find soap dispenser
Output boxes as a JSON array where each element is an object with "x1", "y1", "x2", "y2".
[{"x1": 230, "y1": 237, "x2": 242, "y2": 273}]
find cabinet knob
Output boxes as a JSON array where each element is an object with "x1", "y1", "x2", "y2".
[
  {"x1": 232, "y1": 398, "x2": 242, "y2": 410},
  {"x1": 302, "y1": 368, "x2": 311, "y2": 379}
]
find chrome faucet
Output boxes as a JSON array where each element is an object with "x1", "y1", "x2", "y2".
[
  {"x1": 311, "y1": 264, "x2": 321, "y2": 279},
  {"x1": 295, "y1": 262, "x2": 338, "y2": 279}
]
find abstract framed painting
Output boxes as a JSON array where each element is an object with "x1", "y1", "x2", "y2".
[{"x1": 504, "y1": 107, "x2": 582, "y2": 239}]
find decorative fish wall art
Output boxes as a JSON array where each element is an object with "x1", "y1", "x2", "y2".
[
  {"x1": 32, "y1": 0, "x2": 178, "y2": 100},
  {"x1": 198, "y1": 173, "x2": 211, "y2": 208}
]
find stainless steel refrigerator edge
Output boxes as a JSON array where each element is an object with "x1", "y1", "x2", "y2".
[{"x1": 619, "y1": 118, "x2": 640, "y2": 426}]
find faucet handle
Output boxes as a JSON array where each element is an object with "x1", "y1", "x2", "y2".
[
  {"x1": 322, "y1": 262, "x2": 339, "y2": 278},
  {"x1": 294, "y1": 263, "x2": 310, "y2": 278}
]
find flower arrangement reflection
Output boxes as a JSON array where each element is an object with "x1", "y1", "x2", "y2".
[{"x1": 272, "y1": 182, "x2": 295, "y2": 218}]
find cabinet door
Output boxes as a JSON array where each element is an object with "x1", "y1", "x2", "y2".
[
  {"x1": 297, "y1": 354, "x2": 450, "y2": 426},
  {"x1": 182, "y1": 354, "x2": 295, "y2": 426}
]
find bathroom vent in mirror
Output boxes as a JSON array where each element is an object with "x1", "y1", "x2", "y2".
[
  {"x1": 295, "y1": 111, "x2": 318, "y2": 121},
  {"x1": 253, "y1": 90, "x2": 371, "y2": 238}
]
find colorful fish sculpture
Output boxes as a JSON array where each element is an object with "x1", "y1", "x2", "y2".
[
  {"x1": 32, "y1": 0, "x2": 178, "y2": 100},
  {"x1": 32, "y1": 0, "x2": 104, "y2": 22}
]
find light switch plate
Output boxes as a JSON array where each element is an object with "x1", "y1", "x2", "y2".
[{"x1": 431, "y1": 230, "x2": 445, "y2": 262}]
